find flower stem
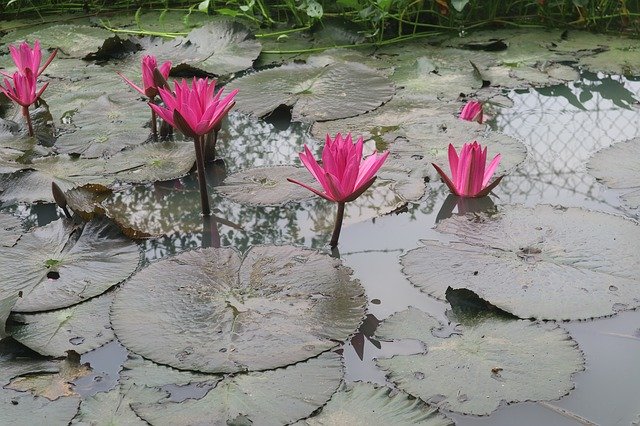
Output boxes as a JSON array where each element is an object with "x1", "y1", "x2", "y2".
[
  {"x1": 330, "y1": 202, "x2": 346, "y2": 248},
  {"x1": 193, "y1": 135, "x2": 211, "y2": 216},
  {"x1": 151, "y1": 107, "x2": 158, "y2": 141},
  {"x1": 22, "y1": 106, "x2": 34, "y2": 137}
]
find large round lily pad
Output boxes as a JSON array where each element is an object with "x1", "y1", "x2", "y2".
[
  {"x1": 132, "y1": 351, "x2": 343, "y2": 426},
  {"x1": 0, "y1": 218, "x2": 140, "y2": 313},
  {"x1": 588, "y1": 137, "x2": 640, "y2": 212},
  {"x1": 8, "y1": 292, "x2": 115, "y2": 357},
  {"x1": 225, "y1": 61, "x2": 395, "y2": 122},
  {"x1": 111, "y1": 246, "x2": 366, "y2": 373},
  {"x1": 402, "y1": 205, "x2": 640, "y2": 320},
  {"x1": 0, "y1": 389, "x2": 80, "y2": 426},
  {"x1": 296, "y1": 383, "x2": 453, "y2": 425},
  {"x1": 376, "y1": 308, "x2": 583, "y2": 415}
]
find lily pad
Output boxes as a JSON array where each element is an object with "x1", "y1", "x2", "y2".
[
  {"x1": 401, "y1": 205, "x2": 640, "y2": 320},
  {"x1": 142, "y1": 20, "x2": 261, "y2": 76},
  {"x1": 214, "y1": 165, "x2": 316, "y2": 206},
  {"x1": 0, "y1": 356, "x2": 59, "y2": 387},
  {"x1": 0, "y1": 212, "x2": 22, "y2": 247},
  {"x1": 0, "y1": 218, "x2": 140, "y2": 313},
  {"x1": 588, "y1": 137, "x2": 640, "y2": 211},
  {"x1": 111, "y1": 246, "x2": 366, "y2": 373},
  {"x1": 8, "y1": 292, "x2": 115, "y2": 357},
  {"x1": 132, "y1": 351, "x2": 343, "y2": 426},
  {"x1": 376, "y1": 308, "x2": 583, "y2": 415},
  {"x1": 70, "y1": 386, "x2": 152, "y2": 426},
  {"x1": 121, "y1": 353, "x2": 215, "y2": 388},
  {"x1": 225, "y1": 61, "x2": 395, "y2": 122},
  {"x1": 0, "y1": 389, "x2": 80, "y2": 426},
  {"x1": 296, "y1": 383, "x2": 453, "y2": 425},
  {"x1": 580, "y1": 49, "x2": 640, "y2": 76},
  {"x1": 0, "y1": 294, "x2": 18, "y2": 339}
]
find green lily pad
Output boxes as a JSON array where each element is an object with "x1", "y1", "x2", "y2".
[
  {"x1": 143, "y1": 19, "x2": 261, "y2": 76},
  {"x1": 111, "y1": 246, "x2": 366, "y2": 373},
  {"x1": 580, "y1": 49, "x2": 640, "y2": 76},
  {"x1": 121, "y1": 353, "x2": 215, "y2": 388},
  {"x1": 8, "y1": 292, "x2": 115, "y2": 357},
  {"x1": 0, "y1": 218, "x2": 140, "y2": 313},
  {"x1": 214, "y1": 165, "x2": 316, "y2": 206},
  {"x1": 70, "y1": 386, "x2": 153, "y2": 426},
  {"x1": 588, "y1": 137, "x2": 640, "y2": 212},
  {"x1": 54, "y1": 94, "x2": 151, "y2": 158},
  {"x1": 401, "y1": 205, "x2": 640, "y2": 320},
  {"x1": 296, "y1": 383, "x2": 453, "y2": 425},
  {"x1": 225, "y1": 61, "x2": 395, "y2": 122},
  {"x1": 0, "y1": 212, "x2": 22, "y2": 247},
  {"x1": 481, "y1": 62, "x2": 579, "y2": 89},
  {"x1": 132, "y1": 351, "x2": 343, "y2": 426},
  {"x1": 64, "y1": 185, "x2": 112, "y2": 221},
  {"x1": 376, "y1": 308, "x2": 583, "y2": 415},
  {"x1": 0, "y1": 389, "x2": 80, "y2": 426}
]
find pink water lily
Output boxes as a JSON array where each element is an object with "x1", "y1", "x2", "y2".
[
  {"x1": 432, "y1": 142, "x2": 503, "y2": 198},
  {"x1": 149, "y1": 78, "x2": 238, "y2": 139},
  {"x1": 1, "y1": 69, "x2": 49, "y2": 136},
  {"x1": 459, "y1": 100, "x2": 483, "y2": 123},
  {"x1": 118, "y1": 55, "x2": 172, "y2": 99},
  {"x1": 288, "y1": 133, "x2": 389, "y2": 247},
  {"x1": 1, "y1": 40, "x2": 57, "y2": 78}
]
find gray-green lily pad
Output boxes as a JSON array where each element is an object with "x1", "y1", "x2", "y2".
[
  {"x1": 0, "y1": 212, "x2": 22, "y2": 247},
  {"x1": 0, "y1": 294, "x2": 18, "y2": 339},
  {"x1": 402, "y1": 205, "x2": 640, "y2": 320},
  {"x1": 588, "y1": 137, "x2": 640, "y2": 211},
  {"x1": 579, "y1": 49, "x2": 640, "y2": 76},
  {"x1": 296, "y1": 382, "x2": 453, "y2": 425},
  {"x1": 111, "y1": 246, "x2": 366, "y2": 373},
  {"x1": 0, "y1": 218, "x2": 140, "y2": 313},
  {"x1": 70, "y1": 386, "x2": 153, "y2": 426},
  {"x1": 121, "y1": 353, "x2": 215, "y2": 388},
  {"x1": 376, "y1": 308, "x2": 583, "y2": 415},
  {"x1": 133, "y1": 351, "x2": 343, "y2": 426},
  {"x1": 0, "y1": 356, "x2": 59, "y2": 387},
  {"x1": 0, "y1": 389, "x2": 80, "y2": 426},
  {"x1": 8, "y1": 292, "x2": 115, "y2": 357},
  {"x1": 225, "y1": 61, "x2": 395, "y2": 122},
  {"x1": 143, "y1": 19, "x2": 261, "y2": 76},
  {"x1": 54, "y1": 94, "x2": 151, "y2": 158},
  {"x1": 214, "y1": 165, "x2": 316, "y2": 206}
]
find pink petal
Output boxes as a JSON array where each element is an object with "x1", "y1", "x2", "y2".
[
  {"x1": 287, "y1": 178, "x2": 336, "y2": 202},
  {"x1": 483, "y1": 154, "x2": 502, "y2": 187}
]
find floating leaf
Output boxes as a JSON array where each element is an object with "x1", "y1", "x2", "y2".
[
  {"x1": 121, "y1": 354, "x2": 216, "y2": 388},
  {"x1": 588, "y1": 137, "x2": 640, "y2": 211},
  {"x1": 133, "y1": 351, "x2": 343, "y2": 426},
  {"x1": 401, "y1": 205, "x2": 640, "y2": 320},
  {"x1": 0, "y1": 356, "x2": 59, "y2": 387},
  {"x1": 8, "y1": 292, "x2": 115, "y2": 357},
  {"x1": 376, "y1": 308, "x2": 583, "y2": 415},
  {"x1": 0, "y1": 294, "x2": 18, "y2": 339},
  {"x1": 0, "y1": 389, "x2": 80, "y2": 425},
  {"x1": 143, "y1": 20, "x2": 261, "y2": 75},
  {"x1": 0, "y1": 218, "x2": 140, "y2": 313},
  {"x1": 111, "y1": 246, "x2": 366, "y2": 373},
  {"x1": 296, "y1": 383, "x2": 453, "y2": 425},
  {"x1": 0, "y1": 212, "x2": 22, "y2": 247},
  {"x1": 214, "y1": 166, "x2": 316, "y2": 206},
  {"x1": 70, "y1": 386, "x2": 152, "y2": 426},
  {"x1": 225, "y1": 61, "x2": 394, "y2": 122}
]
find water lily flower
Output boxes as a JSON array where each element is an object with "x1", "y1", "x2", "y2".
[
  {"x1": 1, "y1": 69, "x2": 49, "y2": 136},
  {"x1": 288, "y1": 133, "x2": 389, "y2": 247},
  {"x1": 432, "y1": 142, "x2": 503, "y2": 198},
  {"x1": 1, "y1": 40, "x2": 57, "y2": 78},
  {"x1": 149, "y1": 77, "x2": 238, "y2": 216},
  {"x1": 459, "y1": 100, "x2": 483, "y2": 123}
]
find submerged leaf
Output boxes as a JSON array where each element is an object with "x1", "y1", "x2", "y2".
[{"x1": 111, "y1": 246, "x2": 366, "y2": 373}]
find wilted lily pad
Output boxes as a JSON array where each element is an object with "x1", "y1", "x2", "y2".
[
  {"x1": 0, "y1": 218, "x2": 140, "y2": 313},
  {"x1": 296, "y1": 383, "x2": 453, "y2": 425},
  {"x1": 0, "y1": 212, "x2": 22, "y2": 247},
  {"x1": 402, "y1": 205, "x2": 640, "y2": 320},
  {"x1": 133, "y1": 351, "x2": 343, "y2": 426},
  {"x1": 0, "y1": 389, "x2": 80, "y2": 425},
  {"x1": 376, "y1": 308, "x2": 583, "y2": 415},
  {"x1": 8, "y1": 293, "x2": 115, "y2": 357},
  {"x1": 588, "y1": 137, "x2": 640, "y2": 211},
  {"x1": 214, "y1": 166, "x2": 316, "y2": 206},
  {"x1": 111, "y1": 246, "x2": 366, "y2": 373},
  {"x1": 225, "y1": 61, "x2": 394, "y2": 122}
]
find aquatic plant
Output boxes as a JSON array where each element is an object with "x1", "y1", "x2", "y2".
[
  {"x1": 117, "y1": 55, "x2": 172, "y2": 140},
  {"x1": 150, "y1": 77, "x2": 238, "y2": 216},
  {"x1": 0, "y1": 40, "x2": 56, "y2": 137},
  {"x1": 431, "y1": 142, "x2": 502, "y2": 198},
  {"x1": 288, "y1": 133, "x2": 388, "y2": 247},
  {"x1": 459, "y1": 100, "x2": 483, "y2": 123}
]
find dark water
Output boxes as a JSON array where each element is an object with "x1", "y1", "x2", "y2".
[{"x1": 4, "y1": 69, "x2": 640, "y2": 425}]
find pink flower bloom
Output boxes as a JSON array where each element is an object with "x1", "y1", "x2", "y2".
[
  {"x1": 432, "y1": 142, "x2": 503, "y2": 198},
  {"x1": 459, "y1": 100, "x2": 483, "y2": 123},
  {"x1": 118, "y1": 55, "x2": 172, "y2": 99},
  {"x1": 1, "y1": 69, "x2": 48, "y2": 108},
  {"x1": 149, "y1": 78, "x2": 238, "y2": 138},
  {"x1": 288, "y1": 133, "x2": 389, "y2": 203},
  {"x1": 2, "y1": 40, "x2": 57, "y2": 78}
]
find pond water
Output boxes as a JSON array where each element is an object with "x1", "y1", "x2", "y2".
[{"x1": 3, "y1": 68, "x2": 638, "y2": 425}]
